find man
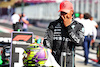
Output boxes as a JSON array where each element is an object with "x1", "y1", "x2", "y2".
[
  {"x1": 81, "y1": 13, "x2": 97, "y2": 65},
  {"x1": 90, "y1": 16, "x2": 98, "y2": 50},
  {"x1": 11, "y1": 12, "x2": 20, "y2": 31},
  {"x1": 21, "y1": 13, "x2": 29, "y2": 31},
  {"x1": 43, "y1": 0, "x2": 84, "y2": 67}
]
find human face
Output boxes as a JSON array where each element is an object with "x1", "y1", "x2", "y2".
[{"x1": 60, "y1": 10, "x2": 74, "y2": 27}]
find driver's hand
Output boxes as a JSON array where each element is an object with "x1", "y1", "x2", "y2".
[{"x1": 61, "y1": 14, "x2": 72, "y2": 27}]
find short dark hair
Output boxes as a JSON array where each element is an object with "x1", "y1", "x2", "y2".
[
  {"x1": 84, "y1": 13, "x2": 91, "y2": 19},
  {"x1": 89, "y1": 15, "x2": 93, "y2": 19}
]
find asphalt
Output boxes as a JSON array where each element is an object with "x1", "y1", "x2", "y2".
[
  {"x1": 75, "y1": 56, "x2": 99, "y2": 67},
  {"x1": 75, "y1": 46, "x2": 100, "y2": 67},
  {"x1": 0, "y1": 20, "x2": 100, "y2": 67}
]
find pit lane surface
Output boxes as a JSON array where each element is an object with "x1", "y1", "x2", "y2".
[{"x1": 0, "y1": 23, "x2": 46, "y2": 37}]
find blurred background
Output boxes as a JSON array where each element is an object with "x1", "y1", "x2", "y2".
[
  {"x1": 0, "y1": 0, "x2": 100, "y2": 38},
  {"x1": 0, "y1": 0, "x2": 100, "y2": 21}
]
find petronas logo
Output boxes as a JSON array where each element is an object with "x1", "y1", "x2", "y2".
[{"x1": 71, "y1": 25, "x2": 75, "y2": 29}]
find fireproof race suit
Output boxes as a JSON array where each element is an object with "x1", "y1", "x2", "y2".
[{"x1": 43, "y1": 17, "x2": 84, "y2": 67}]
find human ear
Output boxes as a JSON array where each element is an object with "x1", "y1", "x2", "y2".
[{"x1": 70, "y1": 10, "x2": 74, "y2": 15}]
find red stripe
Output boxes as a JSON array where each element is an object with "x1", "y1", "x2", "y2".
[
  {"x1": 0, "y1": 26, "x2": 13, "y2": 33},
  {"x1": 91, "y1": 59, "x2": 98, "y2": 62},
  {"x1": 3, "y1": 27, "x2": 13, "y2": 33}
]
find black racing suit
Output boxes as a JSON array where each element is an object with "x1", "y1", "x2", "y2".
[{"x1": 43, "y1": 18, "x2": 84, "y2": 67}]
